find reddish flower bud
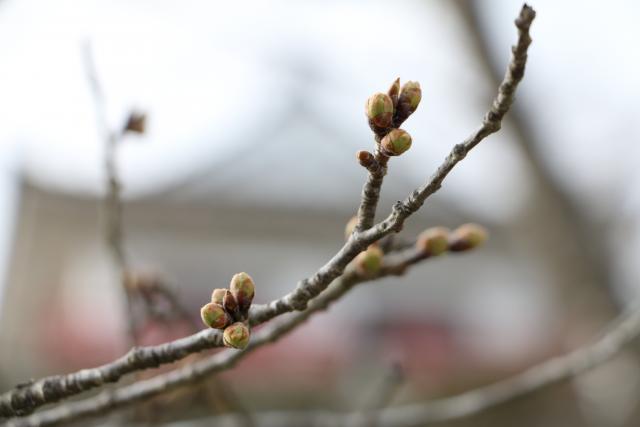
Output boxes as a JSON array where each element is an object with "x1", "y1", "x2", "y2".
[
  {"x1": 388, "y1": 77, "x2": 401, "y2": 107},
  {"x1": 123, "y1": 110, "x2": 147, "y2": 134},
  {"x1": 223, "y1": 289, "x2": 238, "y2": 314},
  {"x1": 395, "y1": 81, "x2": 421, "y2": 125},
  {"x1": 229, "y1": 272, "x2": 255, "y2": 312},
  {"x1": 356, "y1": 150, "x2": 375, "y2": 168}
]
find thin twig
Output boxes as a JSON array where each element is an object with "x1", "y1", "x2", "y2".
[
  {"x1": 349, "y1": 363, "x2": 405, "y2": 427},
  {"x1": 82, "y1": 42, "x2": 138, "y2": 345},
  {"x1": 0, "y1": 5, "x2": 534, "y2": 419}
]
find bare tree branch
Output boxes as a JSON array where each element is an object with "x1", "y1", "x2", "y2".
[
  {"x1": 4, "y1": 247, "x2": 447, "y2": 427},
  {"x1": 0, "y1": 4, "x2": 534, "y2": 420}
]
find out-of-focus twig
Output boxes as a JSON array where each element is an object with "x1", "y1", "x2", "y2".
[
  {"x1": 349, "y1": 363, "x2": 405, "y2": 427},
  {"x1": 82, "y1": 42, "x2": 138, "y2": 344}
]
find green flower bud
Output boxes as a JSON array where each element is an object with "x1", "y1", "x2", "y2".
[
  {"x1": 344, "y1": 216, "x2": 358, "y2": 240},
  {"x1": 449, "y1": 223, "x2": 488, "y2": 252},
  {"x1": 355, "y1": 245, "x2": 383, "y2": 276},
  {"x1": 223, "y1": 322, "x2": 251, "y2": 350},
  {"x1": 230, "y1": 272, "x2": 255, "y2": 312},
  {"x1": 380, "y1": 129, "x2": 412, "y2": 156},
  {"x1": 200, "y1": 302, "x2": 230, "y2": 329},
  {"x1": 211, "y1": 288, "x2": 227, "y2": 305},
  {"x1": 365, "y1": 93, "x2": 394, "y2": 129},
  {"x1": 416, "y1": 227, "x2": 450, "y2": 256},
  {"x1": 395, "y1": 81, "x2": 421, "y2": 125}
]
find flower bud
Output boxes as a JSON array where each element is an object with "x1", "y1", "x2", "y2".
[
  {"x1": 387, "y1": 77, "x2": 401, "y2": 107},
  {"x1": 355, "y1": 245, "x2": 383, "y2": 276},
  {"x1": 123, "y1": 110, "x2": 147, "y2": 134},
  {"x1": 448, "y1": 223, "x2": 488, "y2": 252},
  {"x1": 211, "y1": 288, "x2": 227, "y2": 305},
  {"x1": 200, "y1": 302, "x2": 230, "y2": 329},
  {"x1": 416, "y1": 227, "x2": 450, "y2": 256},
  {"x1": 230, "y1": 272, "x2": 255, "y2": 311},
  {"x1": 380, "y1": 129, "x2": 412, "y2": 156},
  {"x1": 223, "y1": 289, "x2": 238, "y2": 314},
  {"x1": 223, "y1": 322, "x2": 251, "y2": 350},
  {"x1": 356, "y1": 150, "x2": 375, "y2": 168},
  {"x1": 344, "y1": 216, "x2": 358, "y2": 240},
  {"x1": 365, "y1": 93, "x2": 394, "y2": 129},
  {"x1": 395, "y1": 81, "x2": 421, "y2": 125}
]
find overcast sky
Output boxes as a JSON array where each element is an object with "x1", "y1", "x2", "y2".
[{"x1": 0, "y1": 0, "x2": 639, "y2": 309}]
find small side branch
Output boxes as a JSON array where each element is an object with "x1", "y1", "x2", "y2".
[
  {"x1": 252, "y1": 3, "x2": 535, "y2": 321},
  {"x1": 82, "y1": 43, "x2": 138, "y2": 344},
  {"x1": 355, "y1": 148, "x2": 389, "y2": 232}
]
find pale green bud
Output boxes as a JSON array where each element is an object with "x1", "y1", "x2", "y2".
[
  {"x1": 416, "y1": 227, "x2": 450, "y2": 256},
  {"x1": 230, "y1": 272, "x2": 255, "y2": 312},
  {"x1": 200, "y1": 302, "x2": 230, "y2": 329},
  {"x1": 223, "y1": 322, "x2": 251, "y2": 350},
  {"x1": 380, "y1": 129, "x2": 412, "y2": 156},
  {"x1": 211, "y1": 288, "x2": 227, "y2": 305},
  {"x1": 449, "y1": 223, "x2": 488, "y2": 252},
  {"x1": 365, "y1": 93, "x2": 394, "y2": 129},
  {"x1": 355, "y1": 245, "x2": 383, "y2": 276}
]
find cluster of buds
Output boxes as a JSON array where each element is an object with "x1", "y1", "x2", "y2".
[
  {"x1": 364, "y1": 78, "x2": 422, "y2": 157},
  {"x1": 416, "y1": 223, "x2": 488, "y2": 256},
  {"x1": 200, "y1": 272, "x2": 255, "y2": 350}
]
